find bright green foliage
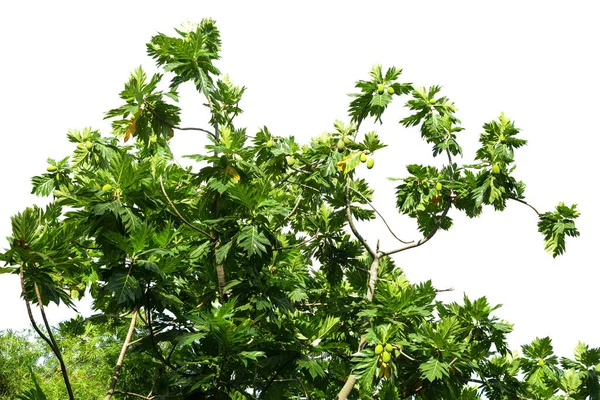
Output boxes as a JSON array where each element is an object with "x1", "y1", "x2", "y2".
[{"x1": 0, "y1": 21, "x2": 585, "y2": 399}]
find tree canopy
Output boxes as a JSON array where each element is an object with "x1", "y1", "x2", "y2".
[{"x1": 0, "y1": 19, "x2": 592, "y2": 400}]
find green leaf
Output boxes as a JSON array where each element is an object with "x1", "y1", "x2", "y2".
[
  {"x1": 420, "y1": 357, "x2": 450, "y2": 382},
  {"x1": 106, "y1": 271, "x2": 141, "y2": 305},
  {"x1": 538, "y1": 202, "x2": 580, "y2": 257},
  {"x1": 237, "y1": 225, "x2": 271, "y2": 256}
]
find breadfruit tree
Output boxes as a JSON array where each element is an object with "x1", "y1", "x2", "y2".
[{"x1": 1, "y1": 19, "x2": 592, "y2": 400}]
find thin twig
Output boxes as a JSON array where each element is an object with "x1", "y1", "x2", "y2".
[
  {"x1": 145, "y1": 286, "x2": 180, "y2": 372},
  {"x1": 381, "y1": 202, "x2": 451, "y2": 256},
  {"x1": 159, "y1": 176, "x2": 213, "y2": 240},
  {"x1": 19, "y1": 267, "x2": 55, "y2": 355},
  {"x1": 399, "y1": 350, "x2": 417, "y2": 362},
  {"x1": 274, "y1": 230, "x2": 320, "y2": 251},
  {"x1": 285, "y1": 195, "x2": 303, "y2": 221},
  {"x1": 104, "y1": 306, "x2": 139, "y2": 400},
  {"x1": 296, "y1": 377, "x2": 310, "y2": 400},
  {"x1": 145, "y1": 101, "x2": 217, "y2": 140},
  {"x1": 112, "y1": 391, "x2": 154, "y2": 400},
  {"x1": 348, "y1": 186, "x2": 412, "y2": 244},
  {"x1": 20, "y1": 267, "x2": 75, "y2": 400},
  {"x1": 508, "y1": 196, "x2": 542, "y2": 217},
  {"x1": 34, "y1": 282, "x2": 75, "y2": 400},
  {"x1": 344, "y1": 179, "x2": 375, "y2": 258}
]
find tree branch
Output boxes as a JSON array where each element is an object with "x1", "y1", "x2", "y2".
[
  {"x1": 508, "y1": 196, "x2": 542, "y2": 217},
  {"x1": 104, "y1": 306, "x2": 139, "y2": 400},
  {"x1": 337, "y1": 179, "x2": 381, "y2": 399},
  {"x1": 344, "y1": 178, "x2": 376, "y2": 258},
  {"x1": 159, "y1": 176, "x2": 214, "y2": 240},
  {"x1": 348, "y1": 185, "x2": 412, "y2": 244},
  {"x1": 274, "y1": 230, "x2": 320, "y2": 251},
  {"x1": 381, "y1": 202, "x2": 451, "y2": 256},
  {"x1": 34, "y1": 282, "x2": 75, "y2": 400},
  {"x1": 112, "y1": 391, "x2": 154, "y2": 400},
  {"x1": 19, "y1": 265, "x2": 75, "y2": 400},
  {"x1": 144, "y1": 101, "x2": 217, "y2": 140}
]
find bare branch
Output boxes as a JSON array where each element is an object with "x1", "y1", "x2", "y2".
[
  {"x1": 105, "y1": 306, "x2": 139, "y2": 400},
  {"x1": 144, "y1": 101, "x2": 217, "y2": 140},
  {"x1": 508, "y1": 196, "x2": 542, "y2": 217},
  {"x1": 345, "y1": 178, "x2": 376, "y2": 258},
  {"x1": 296, "y1": 377, "x2": 310, "y2": 400},
  {"x1": 33, "y1": 282, "x2": 75, "y2": 400},
  {"x1": 274, "y1": 229, "x2": 320, "y2": 251},
  {"x1": 112, "y1": 391, "x2": 154, "y2": 400},
  {"x1": 348, "y1": 185, "x2": 412, "y2": 244},
  {"x1": 21, "y1": 267, "x2": 75, "y2": 399},
  {"x1": 381, "y1": 202, "x2": 451, "y2": 256},
  {"x1": 159, "y1": 176, "x2": 214, "y2": 240}
]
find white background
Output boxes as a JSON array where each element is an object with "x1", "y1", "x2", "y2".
[{"x1": 0, "y1": 1, "x2": 598, "y2": 359}]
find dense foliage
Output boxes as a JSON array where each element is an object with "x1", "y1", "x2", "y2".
[{"x1": 0, "y1": 19, "x2": 590, "y2": 399}]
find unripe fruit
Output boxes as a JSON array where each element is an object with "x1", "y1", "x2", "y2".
[
  {"x1": 492, "y1": 163, "x2": 500, "y2": 174},
  {"x1": 287, "y1": 156, "x2": 296, "y2": 166},
  {"x1": 337, "y1": 140, "x2": 346, "y2": 152},
  {"x1": 499, "y1": 134, "x2": 505, "y2": 142},
  {"x1": 377, "y1": 84, "x2": 385, "y2": 94},
  {"x1": 436, "y1": 182, "x2": 442, "y2": 191},
  {"x1": 366, "y1": 158, "x2": 375, "y2": 169},
  {"x1": 46, "y1": 165, "x2": 58, "y2": 172},
  {"x1": 77, "y1": 143, "x2": 84, "y2": 150},
  {"x1": 360, "y1": 152, "x2": 367, "y2": 163},
  {"x1": 150, "y1": 136, "x2": 157, "y2": 144},
  {"x1": 382, "y1": 351, "x2": 391, "y2": 363},
  {"x1": 102, "y1": 184, "x2": 113, "y2": 192},
  {"x1": 385, "y1": 343, "x2": 393, "y2": 352},
  {"x1": 52, "y1": 189, "x2": 63, "y2": 197},
  {"x1": 429, "y1": 98, "x2": 436, "y2": 104},
  {"x1": 85, "y1": 141, "x2": 93, "y2": 150},
  {"x1": 266, "y1": 139, "x2": 273, "y2": 148},
  {"x1": 375, "y1": 344, "x2": 383, "y2": 355},
  {"x1": 387, "y1": 86, "x2": 394, "y2": 95},
  {"x1": 343, "y1": 136, "x2": 351, "y2": 145}
]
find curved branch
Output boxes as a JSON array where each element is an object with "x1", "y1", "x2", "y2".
[
  {"x1": 145, "y1": 285, "x2": 181, "y2": 372},
  {"x1": 274, "y1": 230, "x2": 320, "y2": 251},
  {"x1": 105, "y1": 306, "x2": 139, "y2": 400},
  {"x1": 112, "y1": 392, "x2": 154, "y2": 400},
  {"x1": 144, "y1": 101, "x2": 217, "y2": 140},
  {"x1": 348, "y1": 186, "x2": 412, "y2": 244},
  {"x1": 19, "y1": 266, "x2": 75, "y2": 400},
  {"x1": 34, "y1": 283, "x2": 75, "y2": 400},
  {"x1": 19, "y1": 266, "x2": 54, "y2": 353},
  {"x1": 382, "y1": 203, "x2": 451, "y2": 256},
  {"x1": 159, "y1": 176, "x2": 213, "y2": 240},
  {"x1": 344, "y1": 178, "x2": 376, "y2": 258},
  {"x1": 508, "y1": 196, "x2": 542, "y2": 217}
]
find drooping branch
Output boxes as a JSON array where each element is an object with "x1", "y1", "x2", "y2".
[
  {"x1": 337, "y1": 178, "x2": 382, "y2": 399},
  {"x1": 159, "y1": 176, "x2": 214, "y2": 240},
  {"x1": 144, "y1": 285, "x2": 180, "y2": 372},
  {"x1": 274, "y1": 229, "x2": 320, "y2": 251},
  {"x1": 19, "y1": 265, "x2": 75, "y2": 400},
  {"x1": 144, "y1": 101, "x2": 217, "y2": 140},
  {"x1": 19, "y1": 266, "x2": 55, "y2": 354},
  {"x1": 104, "y1": 306, "x2": 139, "y2": 400},
  {"x1": 112, "y1": 392, "x2": 154, "y2": 400},
  {"x1": 34, "y1": 282, "x2": 75, "y2": 400},
  {"x1": 344, "y1": 179, "x2": 376, "y2": 258},
  {"x1": 381, "y1": 202, "x2": 451, "y2": 256},
  {"x1": 508, "y1": 196, "x2": 542, "y2": 217},
  {"x1": 348, "y1": 185, "x2": 412, "y2": 244}
]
